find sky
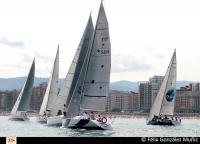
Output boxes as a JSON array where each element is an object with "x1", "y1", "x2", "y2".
[{"x1": 0, "y1": 0, "x2": 200, "y2": 82}]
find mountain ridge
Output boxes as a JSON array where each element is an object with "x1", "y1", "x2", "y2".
[{"x1": 0, "y1": 77, "x2": 195, "y2": 92}]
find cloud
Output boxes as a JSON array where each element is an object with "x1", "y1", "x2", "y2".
[
  {"x1": 154, "y1": 54, "x2": 164, "y2": 59},
  {"x1": 0, "y1": 64, "x2": 25, "y2": 71},
  {"x1": 34, "y1": 52, "x2": 53, "y2": 63},
  {"x1": 0, "y1": 37, "x2": 24, "y2": 47},
  {"x1": 21, "y1": 53, "x2": 34, "y2": 63},
  {"x1": 111, "y1": 53, "x2": 152, "y2": 73},
  {"x1": 143, "y1": 47, "x2": 164, "y2": 60}
]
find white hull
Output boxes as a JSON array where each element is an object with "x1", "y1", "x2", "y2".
[
  {"x1": 47, "y1": 116, "x2": 63, "y2": 126},
  {"x1": 9, "y1": 114, "x2": 29, "y2": 121},
  {"x1": 171, "y1": 120, "x2": 181, "y2": 125},
  {"x1": 61, "y1": 118, "x2": 71, "y2": 128},
  {"x1": 36, "y1": 116, "x2": 47, "y2": 124},
  {"x1": 66, "y1": 116, "x2": 112, "y2": 130}
]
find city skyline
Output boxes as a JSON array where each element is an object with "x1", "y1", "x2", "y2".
[
  {"x1": 1, "y1": 81, "x2": 199, "y2": 114},
  {"x1": 0, "y1": 0, "x2": 200, "y2": 82}
]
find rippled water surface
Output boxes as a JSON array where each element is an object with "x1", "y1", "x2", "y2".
[{"x1": 0, "y1": 116, "x2": 200, "y2": 137}]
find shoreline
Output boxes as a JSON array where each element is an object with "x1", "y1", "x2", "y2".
[
  {"x1": 0, "y1": 112, "x2": 200, "y2": 119},
  {"x1": 106, "y1": 114, "x2": 200, "y2": 119}
]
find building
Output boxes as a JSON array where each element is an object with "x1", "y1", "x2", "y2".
[
  {"x1": 31, "y1": 82, "x2": 47, "y2": 111},
  {"x1": 138, "y1": 81, "x2": 200, "y2": 114},
  {"x1": 0, "y1": 82, "x2": 47, "y2": 112},
  {"x1": 130, "y1": 91, "x2": 140, "y2": 112},
  {"x1": 5, "y1": 90, "x2": 19, "y2": 111},
  {"x1": 191, "y1": 83, "x2": 200, "y2": 92},
  {"x1": 0, "y1": 90, "x2": 19, "y2": 111},
  {"x1": 139, "y1": 75, "x2": 164, "y2": 113},
  {"x1": 0, "y1": 92, "x2": 7, "y2": 111},
  {"x1": 106, "y1": 90, "x2": 139, "y2": 113},
  {"x1": 149, "y1": 76, "x2": 164, "y2": 105},
  {"x1": 139, "y1": 82, "x2": 151, "y2": 113},
  {"x1": 108, "y1": 90, "x2": 124, "y2": 112},
  {"x1": 175, "y1": 87, "x2": 200, "y2": 114}
]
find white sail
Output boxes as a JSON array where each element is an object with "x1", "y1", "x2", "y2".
[
  {"x1": 148, "y1": 49, "x2": 176, "y2": 119},
  {"x1": 51, "y1": 15, "x2": 94, "y2": 116},
  {"x1": 80, "y1": 2, "x2": 111, "y2": 111},
  {"x1": 39, "y1": 46, "x2": 59, "y2": 115},
  {"x1": 11, "y1": 59, "x2": 35, "y2": 114},
  {"x1": 65, "y1": 15, "x2": 94, "y2": 117}
]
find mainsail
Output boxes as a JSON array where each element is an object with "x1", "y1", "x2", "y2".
[
  {"x1": 51, "y1": 14, "x2": 94, "y2": 116},
  {"x1": 80, "y1": 1, "x2": 111, "y2": 111},
  {"x1": 11, "y1": 59, "x2": 35, "y2": 114},
  {"x1": 39, "y1": 46, "x2": 59, "y2": 115},
  {"x1": 148, "y1": 49, "x2": 177, "y2": 119}
]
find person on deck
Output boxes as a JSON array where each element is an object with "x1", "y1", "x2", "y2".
[
  {"x1": 46, "y1": 110, "x2": 51, "y2": 117},
  {"x1": 57, "y1": 110, "x2": 62, "y2": 116},
  {"x1": 82, "y1": 112, "x2": 89, "y2": 119},
  {"x1": 97, "y1": 115, "x2": 102, "y2": 122},
  {"x1": 63, "y1": 112, "x2": 67, "y2": 118},
  {"x1": 153, "y1": 115, "x2": 157, "y2": 121},
  {"x1": 90, "y1": 112, "x2": 95, "y2": 120},
  {"x1": 63, "y1": 104, "x2": 67, "y2": 113},
  {"x1": 24, "y1": 112, "x2": 27, "y2": 117},
  {"x1": 43, "y1": 111, "x2": 46, "y2": 117}
]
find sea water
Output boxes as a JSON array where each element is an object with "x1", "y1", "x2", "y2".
[{"x1": 0, "y1": 116, "x2": 200, "y2": 137}]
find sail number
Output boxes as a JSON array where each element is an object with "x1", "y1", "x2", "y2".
[{"x1": 101, "y1": 50, "x2": 109, "y2": 54}]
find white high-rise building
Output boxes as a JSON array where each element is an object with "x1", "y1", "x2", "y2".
[
  {"x1": 139, "y1": 75, "x2": 164, "y2": 113},
  {"x1": 149, "y1": 76, "x2": 164, "y2": 105}
]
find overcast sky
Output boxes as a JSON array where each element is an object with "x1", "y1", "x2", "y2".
[{"x1": 0, "y1": 0, "x2": 200, "y2": 82}]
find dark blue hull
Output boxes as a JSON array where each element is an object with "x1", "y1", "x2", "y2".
[{"x1": 147, "y1": 119, "x2": 181, "y2": 126}]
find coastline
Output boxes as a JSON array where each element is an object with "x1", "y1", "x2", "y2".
[
  {"x1": 1, "y1": 112, "x2": 199, "y2": 119},
  {"x1": 106, "y1": 114, "x2": 200, "y2": 119}
]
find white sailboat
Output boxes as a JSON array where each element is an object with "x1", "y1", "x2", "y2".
[
  {"x1": 147, "y1": 49, "x2": 181, "y2": 125},
  {"x1": 9, "y1": 59, "x2": 35, "y2": 121},
  {"x1": 47, "y1": 13, "x2": 94, "y2": 126},
  {"x1": 37, "y1": 46, "x2": 59, "y2": 123},
  {"x1": 63, "y1": 1, "x2": 112, "y2": 130}
]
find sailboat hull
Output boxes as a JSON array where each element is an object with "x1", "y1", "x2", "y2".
[
  {"x1": 9, "y1": 114, "x2": 29, "y2": 121},
  {"x1": 147, "y1": 119, "x2": 181, "y2": 126},
  {"x1": 36, "y1": 116, "x2": 47, "y2": 124},
  {"x1": 47, "y1": 116, "x2": 63, "y2": 126},
  {"x1": 61, "y1": 118, "x2": 71, "y2": 128},
  {"x1": 66, "y1": 116, "x2": 112, "y2": 130}
]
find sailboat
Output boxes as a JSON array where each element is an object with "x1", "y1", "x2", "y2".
[
  {"x1": 36, "y1": 46, "x2": 59, "y2": 123},
  {"x1": 147, "y1": 49, "x2": 181, "y2": 126},
  {"x1": 46, "y1": 13, "x2": 94, "y2": 126},
  {"x1": 63, "y1": 1, "x2": 112, "y2": 130},
  {"x1": 9, "y1": 58, "x2": 35, "y2": 121}
]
